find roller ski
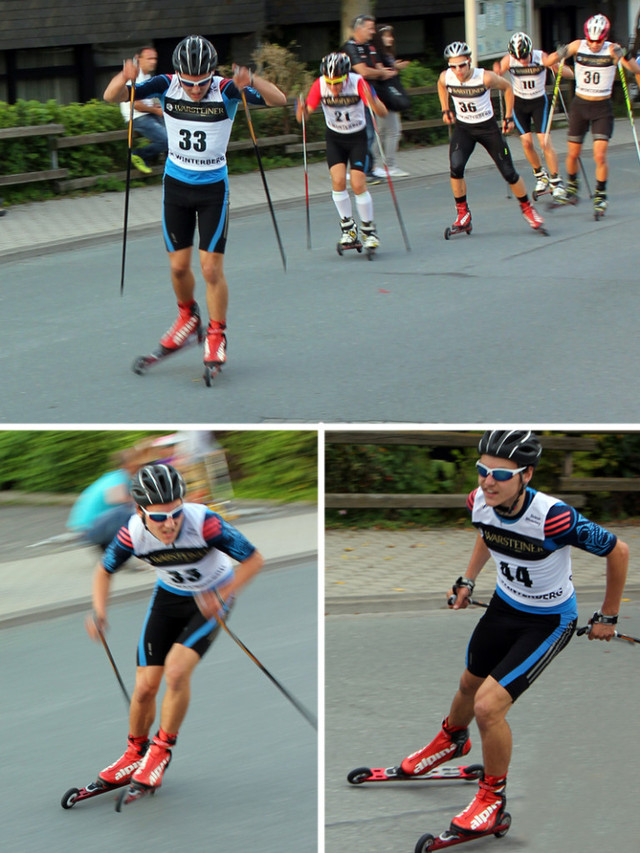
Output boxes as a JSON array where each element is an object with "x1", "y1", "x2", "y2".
[
  {"x1": 444, "y1": 202, "x2": 472, "y2": 240},
  {"x1": 547, "y1": 179, "x2": 579, "y2": 209},
  {"x1": 61, "y1": 734, "x2": 149, "y2": 809},
  {"x1": 361, "y1": 221, "x2": 379, "y2": 260},
  {"x1": 116, "y1": 730, "x2": 174, "y2": 811},
  {"x1": 530, "y1": 168, "x2": 550, "y2": 201},
  {"x1": 415, "y1": 776, "x2": 511, "y2": 851},
  {"x1": 520, "y1": 200, "x2": 548, "y2": 235},
  {"x1": 61, "y1": 778, "x2": 127, "y2": 809},
  {"x1": 593, "y1": 191, "x2": 607, "y2": 221},
  {"x1": 336, "y1": 216, "x2": 363, "y2": 255},
  {"x1": 348, "y1": 764, "x2": 484, "y2": 785},
  {"x1": 133, "y1": 300, "x2": 203, "y2": 375},
  {"x1": 202, "y1": 321, "x2": 226, "y2": 387}
]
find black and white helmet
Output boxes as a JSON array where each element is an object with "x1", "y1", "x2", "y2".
[
  {"x1": 444, "y1": 41, "x2": 472, "y2": 59},
  {"x1": 172, "y1": 35, "x2": 217, "y2": 76},
  {"x1": 509, "y1": 32, "x2": 532, "y2": 59},
  {"x1": 478, "y1": 430, "x2": 542, "y2": 468},
  {"x1": 321, "y1": 52, "x2": 351, "y2": 81},
  {"x1": 131, "y1": 464, "x2": 186, "y2": 507},
  {"x1": 584, "y1": 14, "x2": 610, "y2": 42}
]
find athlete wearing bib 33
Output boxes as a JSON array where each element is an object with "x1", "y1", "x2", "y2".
[
  {"x1": 438, "y1": 42, "x2": 546, "y2": 234},
  {"x1": 86, "y1": 463, "x2": 263, "y2": 794},
  {"x1": 545, "y1": 15, "x2": 637, "y2": 215},
  {"x1": 297, "y1": 52, "x2": 387, "y2": 252},
  {"x1": 104, "y1": 36, "x2": 287, "y2": 375},
  {"x1": 399, "y1": 430, "x2": 628, "y2": 838},
  {"x1": 493, "y1": 33, "x2": 571, "y2": 200}
]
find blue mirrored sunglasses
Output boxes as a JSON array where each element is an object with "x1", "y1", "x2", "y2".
[
  {"x1": 142, "y1": 505, "x2": 184, "y2": 523},
  {"x1": 476, "y1": 462, "x2": 527, "y2": 481}
]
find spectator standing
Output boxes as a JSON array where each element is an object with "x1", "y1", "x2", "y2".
[{"x1": 372, "y1": 24, "x2": 410, "y2": 177}]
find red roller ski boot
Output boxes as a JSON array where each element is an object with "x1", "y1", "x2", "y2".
[
  {"x1": 116, "y1": 730, "x2": 176, "y2": 810},
  {"x1": 133, "y1": 300, "x2": 203, "y2": 374},
  {"x1": 444, "y1": 202, "x2": 472, "y2": 240},
  {"x1": 202, "y1": 321, "x2": 227, "y2": 386},
  {"x1": 520, "y1": 200, "x2": 548, "y2": 235},
  {"x1": 61, "y1": 735, "x2": 150, "y2": 809},
  {"x1": 414, "y1": 776, "x2": 512, "y2": 851},
  {"x1": 401, "y1": 717, "x2": 472, "y2": 777}
]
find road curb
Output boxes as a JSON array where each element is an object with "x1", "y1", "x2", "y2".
[{"x1": 0, "y1": 550, "x2": 316, "y2": 629}]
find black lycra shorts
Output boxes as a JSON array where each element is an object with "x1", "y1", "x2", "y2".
[
  {"x1": 466, "y1": 593, "x2": 576, "y2": 701},
  {"x1": 136, "y1": 585, "x2": 223, "y2": 666},
  {"x1": 162, "y1": 174, "x2": 229, "y2": 253}
]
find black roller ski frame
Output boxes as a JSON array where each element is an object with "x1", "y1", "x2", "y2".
[
  {"x1": 61, "y1": 778, "x2": 126, "y2": 809},
  {"x1": 132, "y1": 331, "x2": 203, "y2": 376},
  {"x1": 531, "y1": 186, "x2": 551, "y2": 202},
  {"x1": 203, "y1": 361, "x2": 223, "y2": 387},
  {"x1": 415, "y1": 812, "x2": 512, "y2": 851},
  {"x1": 115, "y1": 781, "x2": 157, "y2": 811},
  {"x1": 444, "y1": 224, "x2": 472, "y2": 240},
  {"x1": 347, "y1": 764, "x2": 484, "y2": 785},
  {"x1": 336, "y1": 239, "x2": 363, "y2": 256}
]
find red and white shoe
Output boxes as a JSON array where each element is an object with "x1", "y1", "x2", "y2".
[
  {"x1": 521, "y1": 201, "x2": 545, "y2": 230},
  {"x1": 400, "y1": 717, "x2": 471, "y2": 776},
  {"x1": 130, "y1": 730, "x2": 176, "y2": 790},
  {"x1": 159, "y1": 301, "x2": 202, "y2": 351},
  {"x1": 450, "y1": 775, "x2": 507, "y2": 835},
  {"x1": 98, "y1": 735, "x2": 149, "y2": 786},
  {"x1": 203, "y1": 321, "x2": 227, "y2": 367},
  {"x1": 452, "y1": 202, "x2": 471, "y2": 230}
]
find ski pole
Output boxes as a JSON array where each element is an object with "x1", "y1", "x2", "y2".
[
  {"x1": 367, "y1": 104, "x2": 411, "y2": 251},
  {"x1": 120, "y1": 75, "x2": 136, "y2": 296},
  {"x1": 239, "y1": 86, "x2": 287, "y2": 271},
  {"x1": 557, "y1": 87, "x2": 592, "y2": 199},
  {"x1": 447, "y1": 595, "x2": 489, "y2": 609},
  {"x1": 212, "y1": 590, "x2": 317, "y2": 731},
  {"x1": 576, "y1": 624, "x2": 640, "y2": 644},
  {"x1": 618, "y1": 62, "x2": 640, "y2": 167},
  {"x1": 543, "y1": 58, "x2": 564, "y2": 154},
  {"x1": 94, "y1": 617, "x2": 131, "y2": 707},
  {"x1": 299, "y1": 94, "x2": 312, "y2": 250}
]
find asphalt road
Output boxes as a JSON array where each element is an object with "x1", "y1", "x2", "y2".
[
  {"x1": 325, "y1": 600, "x2": 640, "y2": 853},
  {"x1": 4, "y1": 145, "x2": 640, "y2": 423},
  {"x1": 1, "y1": 560, "x2": 317, "y2": 853}
]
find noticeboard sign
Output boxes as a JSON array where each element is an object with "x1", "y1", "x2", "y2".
[{"x1": 471, "y1": 0, "x2": 530, "y2": 61}]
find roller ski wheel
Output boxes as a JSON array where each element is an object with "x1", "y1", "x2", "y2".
[
  {"x1": 203, "y1": 363, "x2": 222, "y2": 387},
  {"x1": 347, "y1": 764, "x2": 484, "y2": 785},
  {"x1": 61, "y1": 779, "x2": 125, "y2": 809},
  {"x1": 115, "y1": 782, "x2": 157, "y2": 812},
  {"x1": 132, "y1": 336, "x2": 202, "y2": 376},
  {"x1": 336, "y1": 240, "x2": 363, "y2": 256},
  {"x1": 365, "y1": 245, "x2": 376, "y2": 261},
  {"x1": 532, "y1": 187, "x2": 551, "y2": 202},
  {"x1": 444, "y1": 224, "x2": 472, "y2": 240},
  {"x1": 414, "y1": 813, "x2": 511, "y2": 851}
]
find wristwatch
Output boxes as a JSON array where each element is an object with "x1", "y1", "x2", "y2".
[{"x1": 591, "y1": 610, "x2": 618, "y2": 625}]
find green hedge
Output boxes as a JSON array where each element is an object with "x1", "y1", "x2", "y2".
[
  {"x1": 326, "y1": 433, "x2": 640, "y2": 528},
  {"x1": 0, "y1": 430, "x2": 317, "y2": 503}
]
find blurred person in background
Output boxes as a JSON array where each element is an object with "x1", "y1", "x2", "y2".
[
  {"x1": 67, "y1": 440, "x2": 154, "y2": 549},
  {"x1": 120, "y1": 45, "x2": 168, "y2": 174}
]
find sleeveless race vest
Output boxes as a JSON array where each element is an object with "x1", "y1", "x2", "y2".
[
  {"x1": 319, "y1": 73, "x2": 367, "y2": 133},
  {"x1": 509, "y1": 50, "x2": 547, "y2": 99},
  {"x1": 574, "y1": 40, "x2": 616, "y2": 97},
  {"x1": 162, "y1": 75, "x2": 237, "y2": 175},
  {"x1": 445, "y1": 67, "x2": 494, "y2": 123},
  {"x1": 123, "y1": 503, "x2": 233, "y2": 595},
  {"x1": 471, "y1": 487, "x2": 575, "y2": 610}
]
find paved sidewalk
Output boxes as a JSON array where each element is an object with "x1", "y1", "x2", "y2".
[
  {"x1": 325, "y1": 523, "x2": 640, "y2": 614},
  {"x1": 2, "y1": 119, "x2": 637, "y2": 262},
  {"x1": 0, "y1": 502, "x2": 317, "y2": 627}
]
